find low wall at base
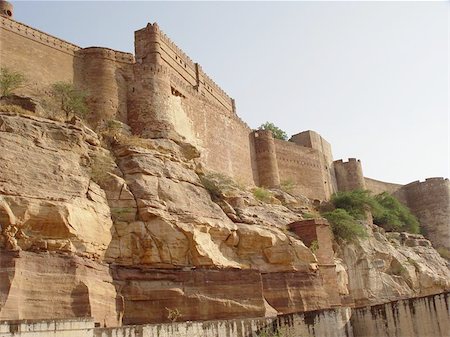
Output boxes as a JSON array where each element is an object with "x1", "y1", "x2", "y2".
[
  {"x1": 95, "y1": 308, "x2": 352, "y2": 337},
  {"x1": 0, "y1": 318, "x2": 94, "y2": 337},
  {"x1": 351, "y1": 292, "x2": 450, "y2": 337},
  {"x1": 2, "y1": 293, "x2": 449, "y2": 337},
  {"x1": 0, "y1": 309, "x2": 353, "y2": 337}
]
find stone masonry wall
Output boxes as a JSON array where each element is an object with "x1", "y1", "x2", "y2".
[
  {"x1": 395, "y1": 178, "x2": 450, "y2": 250},
  {"x1": 0, "y1": 16, "x2": 79, "y2": 96},
  {"x1": 0, "y1": 318, "x2": 95, "y2": 337},
  {"x1": 364, "y1": 177, "x2": 403, "y2": 195},
  {"x1": 334, "y1": 159, "x2": 366, "y2": 192},
  {"x1": 128, "y1": 23, "x2": 257, "y2": 185},
  {"x1": 75, "y1": 48, "x2": 134, "y2": 125},
  {"x1": 274, "y1": 139, "x2": 329, "y2": 200},
  {"x1": 0, "y1": 17, "x2": 134, "y2": 125}
]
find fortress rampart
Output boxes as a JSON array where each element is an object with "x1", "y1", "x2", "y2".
[
  {"x1": 364, "y1": 177, "x2": 403, "y2": 195},
  {"x1": 1, "y1": 13, "x2": 448, "y2": 249},
  {"x1": 394, "y1": 178, "x2": 450, "y2": 250},
  {"x1": 0, "y1": 16, "x2": 134, "y2": 125}
]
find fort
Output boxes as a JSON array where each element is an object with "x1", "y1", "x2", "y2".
[
  {"x1": 0, "y1": 4, "x2": 448, "y2": 251},
  {"x1": 0, "y1": 3, "x2": 449, "y2": 335}
]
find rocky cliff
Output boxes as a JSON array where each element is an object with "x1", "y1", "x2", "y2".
[{"x1": 0, "y1": 110, "x2": 449, "y2": 326}]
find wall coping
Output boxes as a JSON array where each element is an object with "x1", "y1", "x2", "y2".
[
  {"x1": 0, "y1": 16, "x2": 81, "y2": 55},
  {"x1": 403, "y1": 177, "x2": 449, "y2": 187}
]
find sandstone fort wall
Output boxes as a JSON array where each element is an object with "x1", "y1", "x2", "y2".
[
  {"x1": 395, "y1": 178, "x2": 450, "y2": 250},
  {"x1": 274, "y1": 139, "x2": 329, "y2": 200},
  {"x1": 0, "y1": 17, "x2": 79, "y2": 96},
  {"x1": 1, "y1": 15, "x2": 449, "y2": 238},
  {"x1": 0, "y1": 17, "x2": 134, "y2": 126},
  {"x1": 334, "y1": 159, "x2": 366, "y2": 192},
  {"x1": 75, "y1": 48, "x2": 134, "y2": 125},
  {"x1": 128, "y1": 23, "x2": 256, "y2": 184},
  {"x1": 364, "y1": 177, "x2": 403, "y2": 195}
]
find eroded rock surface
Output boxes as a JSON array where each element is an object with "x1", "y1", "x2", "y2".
[
  {"x1": 0, "y1": 113, "x2": 113, "y2": 258},
  {"x1": 338, "y1": 224, "x2": 450, "y2": 307},
  {"x1": 0, "y1": 112, "x2": 448, "y2": 326}
]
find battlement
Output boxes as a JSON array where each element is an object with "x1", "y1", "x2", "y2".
[
  {"x1": 403, "y1": 177, "x2": 449, "y2": 188},
  {"x1": 135, "y1": 22, "x2": 235, "y2": 113},
  {"x1": 0, "y1": 16, "x2": 80, "y2": 55},
  {"x1": 157, "y1": 24, "x2": 196, "y2": 69},
  {"x1": 334, "y1": 158, "x2": 361, "y2": 164},
  {"x1": 79, "y1": 47, "x2": 134, "y2": 64}
]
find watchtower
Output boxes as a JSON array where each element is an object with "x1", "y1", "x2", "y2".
[{"x1": 0, "y1": 1, "x2": 13, "y2": 18}]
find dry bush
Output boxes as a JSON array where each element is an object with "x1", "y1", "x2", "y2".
[
  {"x1": 89, "y1": 152, "x2": 116, "y2": 186},
  {"x1": 200, "y1": 172, "x2": 241, "y2": 200},
  {"x1": 0, "y1": 104, "x2": 30, "y2": 115},
  {"x1": 252, "y1": 187, "x2": 273, "y2": 203}
]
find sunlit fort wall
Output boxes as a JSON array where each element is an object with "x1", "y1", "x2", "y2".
[{"x1": 0, "y1": 4, "x2": 448, "y2": 247}]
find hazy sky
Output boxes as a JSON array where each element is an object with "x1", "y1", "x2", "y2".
[{"x1": 12, "y1": 1, "x2": 449, "y2": 184}]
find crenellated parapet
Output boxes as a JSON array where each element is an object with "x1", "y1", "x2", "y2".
[
  {"x1": 0, "y1": 15, "x2": 80, "y2": 55},
  {"x1": 134, "y1": 22, "x2": 235, "y2": 114}
]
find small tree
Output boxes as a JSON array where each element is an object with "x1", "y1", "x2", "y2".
[
  {"x1": 0, "y1": 67, "x2": 26, "y2": 97},
  {"x1": 258, "y1": 122, "x2": 288, "y2": 140},
  {"x1": 51, "y1": 82, "x2": 88, "y2": 118}
]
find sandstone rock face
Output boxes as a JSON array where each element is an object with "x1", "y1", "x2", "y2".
[
  {"x1": 338, "y1": 224, "x2": 450, "y2": 307},
  {"x1": 0, "y1": 111, "x2": 449, "y2": 327},
  {"x1": 0, "y1": 113, "x2": 113, "y2": 259},
  {"x1": 105, "y1": 141, "x2": 317, "y2": 273},
  {"x1": 0, "y1": 251, "x2": 119, "y2": 326}
]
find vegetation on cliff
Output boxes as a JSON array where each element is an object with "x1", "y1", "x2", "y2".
[
  {"x1": 51, "y1": 82, "x2": 88, "y2": 119},
  {"x1": 0, "y1": 67, "x2": 26, "y2": 97},
  {"x1": 322, "y1": 190, "x2": 420, "y2": 241},
  {"x1": 258, "y1": 122, "x2": 288, "y2": 140}
]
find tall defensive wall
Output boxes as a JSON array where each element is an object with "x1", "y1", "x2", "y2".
[
  {"x1": 128, "y1": 23, "x2": 257, "y2": 185},
  {"x1": 1, "y1": 10, "x2": 449, "y2": 245},
  {"x1": 0, "y1": 15, "x2": 134, "y2": 127},
  {"x1": 394, "y1": 178, "x2": 450, "y2": 251}
]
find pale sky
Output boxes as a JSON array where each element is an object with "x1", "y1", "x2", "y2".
[{"x1": 12, "y1": 1, "x2": 450, "y2": 184}]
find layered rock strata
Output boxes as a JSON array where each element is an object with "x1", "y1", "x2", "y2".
[{"x1": 0, "y1": 111, "x2": 449, "y2": 327}]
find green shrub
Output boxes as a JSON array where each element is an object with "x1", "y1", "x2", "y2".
[
  {"x1": 200, "y1": 173, "x2": 240, "y2": 200},
  {"x1": 165, "y1": 307, "x2": 182, "y2": 322},
  {"x1": 302, "y1": 212, "x2": 316, "y2": 219},
  {"x1": 330, "y1": 190, "x2": 376, "y2": 220},
  {"x1": 258, "y1": 121, "x2": 288, "y2": 140},
  {"x1": 0, "y1": 67, "x2": 26, "y2": 97},
  {"x1": 372, "y1": 192, "x2": 420, "y2": 234},
  {"x1": 253, "y1": 187, "x2": 273, "y2": 203},
  {"x1": 51, "y1": 82, "x2": 88, "y2": 119},
  {"x1": 309, "y1": 240, "x2": 319, "y2": 253},
  {"x1": 329, "y1": 190, "x2": 420, "y2": 234},
  {"x1": 322, "y1": 209, "x2": 367, "y2": 241},
  {"x1": 257, "y1": 330, "x2": 284, "y2": 337},
  {"x1": 280, "y1": 179, "x2": 295, "y2": 193}
]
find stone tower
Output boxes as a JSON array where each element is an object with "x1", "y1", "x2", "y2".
[
  {"x1": 334, "y1": 158, "x2": 366, "y2": 192},
  {"x1": 253, "y1": 130, "x2": 280, "y2": 188},
  {"x1": 0, "y1": 1, "x2": 13, "y2": 18},
  {"x1": 128, "y1": 23, "x2": 179, "y2": 140}
]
